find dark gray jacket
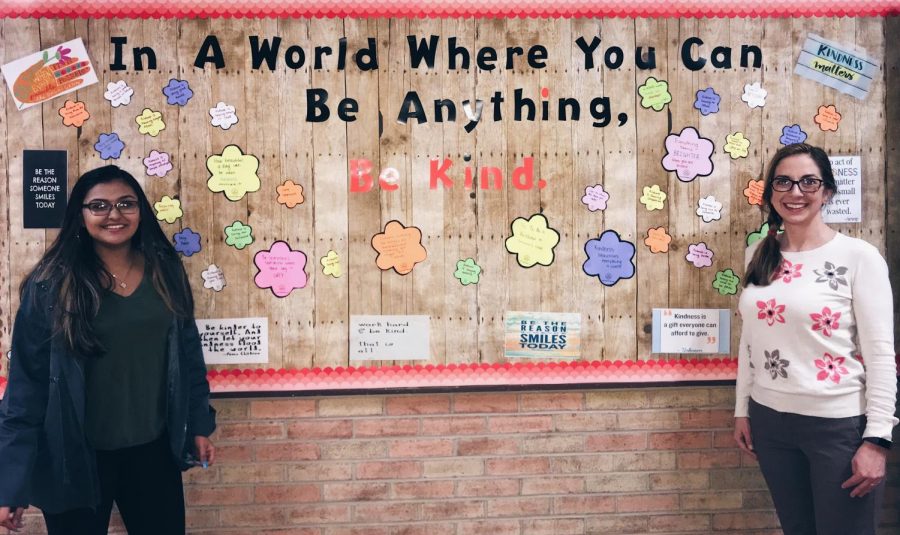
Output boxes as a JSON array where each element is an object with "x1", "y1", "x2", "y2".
[{"x1": 0, "y1": 278, "x2": 216, "y2": 514}]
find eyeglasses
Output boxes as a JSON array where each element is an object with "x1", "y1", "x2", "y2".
[
  {"x1": 82, "y1": 200, "x2": 139, "y2": 216},
  {"x1": 771, "y1": 177, "x2": 824, "y2": 193}
]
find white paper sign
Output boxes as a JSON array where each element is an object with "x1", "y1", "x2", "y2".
[
  {"x1": 350, "y1": 315, "x2": 430, "y2": 361},
  {"x1": 652, "y1": 309, "x2": 730, "y2": 354},
  {"x1": 823, "y1": 155, "x2": 861, "y2": 223},
  {"x1": 197, "y1": 317, "x2": 268, "y2": 364},
  {"x1": 1, "y1": 38, "x2": 99, "y2": 110}
]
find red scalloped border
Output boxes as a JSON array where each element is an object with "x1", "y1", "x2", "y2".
[
  {"x1": 2, "y1": 357, "x2": 898, "y2": 395},
  {"x1": 205, "y1": 358, "x2": 739, "y2": 393},
  {"x1": 0, "y1": 0, "x2": 898, "y2": 19}
]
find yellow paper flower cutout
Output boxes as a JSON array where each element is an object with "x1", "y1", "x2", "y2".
[
  {"x1": 154, "y1": 195, "x2": 183, "y2": 224},
  {"x1": 640, "y1": 185, "x2": 667, "y2": 211},
  {"x1": 135, "y1": 108, "x2": 165, "y2": 137}
]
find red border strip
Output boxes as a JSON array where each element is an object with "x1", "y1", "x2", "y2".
[{"x1": 1, "y1": 0, "x2": 898, "y2": 18}]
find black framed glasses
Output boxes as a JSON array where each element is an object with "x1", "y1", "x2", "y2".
[
  {"x1": 771, "y1": 177, "x2": 824, "y2": 193},
  {"x1": 82, "y1": 200, "x2": 139, "y2": 216}
]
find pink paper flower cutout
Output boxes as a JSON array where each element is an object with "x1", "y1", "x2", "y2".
[
  {"x1": 775, "y1": 259, "x2": 803, "y2": 283},
  {"x1": 756, "y1": 299, "x2": 786, "y2": 326},
  {"x1": 661, "y1": 127, "x2": 715, "y2": 182},
  {"x1": 810, "y1": 307, "x2": 841, "y2": 337},
  {"x1": 685, "y1": 242, "x2": 714, "y2": 268},
  {"x1": 815, "y1": 353, "x2": 849, "y2": 383},
  {"x1": 253, "y1": 241, "x2": 308, "y2": 298}
]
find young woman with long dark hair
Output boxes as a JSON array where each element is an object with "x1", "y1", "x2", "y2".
[
  {"x1": 733, "y1": 143, "x2": 896, "y2": 534},
  {"x1": 0, "y1": 165, "x2": 216, "y2": 534}
]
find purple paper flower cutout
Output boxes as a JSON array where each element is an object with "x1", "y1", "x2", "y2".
[
  {"x1": 583, "y1": 230, "x2": 636, "y2": 286},
  {"x1": 173, "y1": 228, "x2": 202, "y2": 257},
  {"x1": 661, "y1": 127, "x2": 714, "y2": 182},
  {"x1": 779, "y1": 124, "x2": 808, "y2": 145},
  {"x1": 685, "y1": 242, "x2": 714, "y2": 268},
  {"x1": 94, "y1": 133, "x2": 125, "y2": 160},
  {"x1": 581, "y1": 184, "x2": 610, "y2": 212},
  {"x1": 693, "y1": 87, "x2": 720, "y2": 116},
  {"x1": 163, "y1": 79, "x2": 193, "y2": 106},
  {"x1": 144, "y1": 150, "x2": 173, "y2": 178}
]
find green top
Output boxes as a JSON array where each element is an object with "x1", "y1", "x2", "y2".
[{"x1": 85, "y1": 274, "x2": 173, "y2": 450}]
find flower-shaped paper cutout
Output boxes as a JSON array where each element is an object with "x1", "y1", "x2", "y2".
[
  {"x1": 644, "y1": 227, "x2": 671, "y2": 254},
  {"x1": 202, "y1": 263, "x2": 226, "y2": 292},
  {"x1": 210, "y1": 101, "x2": 239, "y2": 130},
  {"x1": 94, "y1": 133, "x2": 125, "y2": 160},
  {"x1": 104, "y1": 80, "x2": 134, "y2": 107},
  {"x1": 154, "y1": 195, "x2": 183, "y2": 224},
  {"x1": 173, "y1": 228, "x2": 202, "y2": 257},
  {"x1": 504, "y1": 213, "x2": 560, "y2": 268},
  {"x1": 723, "y1": 132, "x2": 750, "y2": 159},
  {"x1": 206, "y1": 145, "x2": 261, "y2": 201},
  {"x1": 696, "y1": 195, "x2": 722, "y2": 223},
  {"x1": 756, "y1": 299, "x2": 786, "y2": 326},
  {"x1": 276, "y1": 180, "x2": 304, "y2": 208},
  {"x1": 780, "y1": 124, "x2": 808, "y2": 145},
  {"x1": 640, "y1": 185, "x2": 667, "y2": 211},
  {"x1": 163, "y1": 79, "x2": 193, "y2": 106},
  {"x1": 224, "y1": 221, "x2": 254, "y2": 250},
  {"x1": 144, "y1": 150, "x2": 173, "y2": 178},
  {"x1": 372, "y1": 220, "x2": 428, "y2": 275},
  {"x1": 581, "y1": 184, "x2": 610, "y2": 212},
  {"x1": 661, "y1": 127, "x2": 714, "y2": 182},
  {"x1": 321, "y1": 250, "x2": 342, "y2": 278},
  {"x1": 747, "y1": 222, "x2": 781, "y2": 246},
  {"x1": 815, "y1": 353, "x2": 848, "y2": 383},
  {"x1": 254, "y1": 241, "x2": 309, "y2": 298},
  {"x1": 454, "y1": 258, "x2": 482, "y2": 286},
  {"x1": 810, "y1": 307, "x2": 841, "y2": 338},
  {"x1": 638, "y1": 77, "x2": 672, "y2": 111},
  {"x1": 741, "y1": 82, "x2": 767, "y2": 109},
  {"x1": 743, "y1": 179, "x2": 765, "y2": 206},
  {"x1": 58, "y1": 99, "x2": 90, "y2": 127},
  {"x1": 135, "y1": 108, "x2": 166, "y2": 137},
  {"x1": 685, "y1": 242, "x2": 714, "y2": 268},
  {"x1": 583, "y1": 230, "x2": 636, "y2": 287},
  {"x1": 814, "y1": 105, "x2": 841, "y2": 132},
  {"x1": 712, "y1": 269, "x2": 741, "y2": 295},
  {"x1": 693, "y1": 88, "x2": 720, "y2": 116}
]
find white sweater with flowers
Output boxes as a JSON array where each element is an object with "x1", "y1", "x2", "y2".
[{"x1": 735, "y1": 233, "x2": 897, "y2": 441}]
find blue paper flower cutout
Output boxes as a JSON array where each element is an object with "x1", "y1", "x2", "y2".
[
  {"x1": 173, "y1": 228, "x2": 202, "y2": 257},
  {"x1": 583, "y1": 230, "x2": 636, "y2": 286},
  {"x1": 693, "y1": 87, "x2": 721, "y2": 116},
  {"x1": 163, "y1": 79, "x2": 193, "y2": 106},
  {"x1": 94, "y1": 133, "x2": 125, "y2": 160},
  {"x1": 779, "y1": 124, "x2": 808, "y2": 145}
]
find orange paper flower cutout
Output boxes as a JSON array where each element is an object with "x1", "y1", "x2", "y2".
[
  {"x1": 644, "y1": 227, "x2": 672, "y2": 253},
  {"x1": 743, "y1": 179, "x2": 765, "y2": 206},
  {"x1": 58, "y1": 99, "x2": 90, "y2": 127},
  {"x1": 372, "y1": 220, "x2": 428, "y2": 275},
  {"x1": 814, "y1": 105, "x2": 841, "y2": 132},
  {"x1": 276, "y1": 180, "x2": 304, "y2": 208}
]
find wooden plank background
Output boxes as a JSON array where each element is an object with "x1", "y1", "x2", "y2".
[{"x1": 0, "y1": 17, "x2": 891, "y2": 374}]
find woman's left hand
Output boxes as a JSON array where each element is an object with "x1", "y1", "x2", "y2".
[
  {"x1": 194, "y1": 436, "x2": 216, "y2": 468},
  {"x1": 841, "y1": 441, "x2": 887, "y2": 498}
]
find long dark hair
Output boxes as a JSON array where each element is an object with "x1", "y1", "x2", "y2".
[
  {"x1": 743, "y1": 143, "x2": 837, "y2": 287},
  {"x1": 21, "y1": 165, "x2": 194, "y2": 356}
]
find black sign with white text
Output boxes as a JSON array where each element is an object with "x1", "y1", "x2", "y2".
[{"x1": 23, "y1": 150, "x2": 67, "y2": 228}]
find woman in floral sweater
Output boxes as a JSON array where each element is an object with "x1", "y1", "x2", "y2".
[{"x1": 733, "y1": 143, "x2": 896, "y2": 535}]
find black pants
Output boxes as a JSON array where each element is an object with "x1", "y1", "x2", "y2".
[
  {"x1": 42, "y1": 434, "x2": 185, "y2": 535},
  {"x1": 749, "y1": 399, "x2": 885, "y2": 535}
]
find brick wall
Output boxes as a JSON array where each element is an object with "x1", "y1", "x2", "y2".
[{"x1": 18, "y1": 386, "x2": 900, "y2": 534}]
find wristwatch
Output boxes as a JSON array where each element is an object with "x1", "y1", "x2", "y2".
[{"x1": 863, "y1": 437, "x2": 892, "y2": 450}]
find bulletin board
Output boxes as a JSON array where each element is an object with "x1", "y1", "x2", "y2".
[{"x1": 0, "y1": 1, "x2": 895, "y2": 393}]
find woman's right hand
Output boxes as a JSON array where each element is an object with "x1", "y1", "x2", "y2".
[
  {"x1": 0, "y1": 506, "x2": 25, "y2": 532},
  {"x1": 733, "y1": 417, "x2": 756, "y2": 460}
]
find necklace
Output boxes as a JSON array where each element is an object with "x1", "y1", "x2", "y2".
[{"x1": 110, "y1": 255, "x2": 136, "y2": 290}]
